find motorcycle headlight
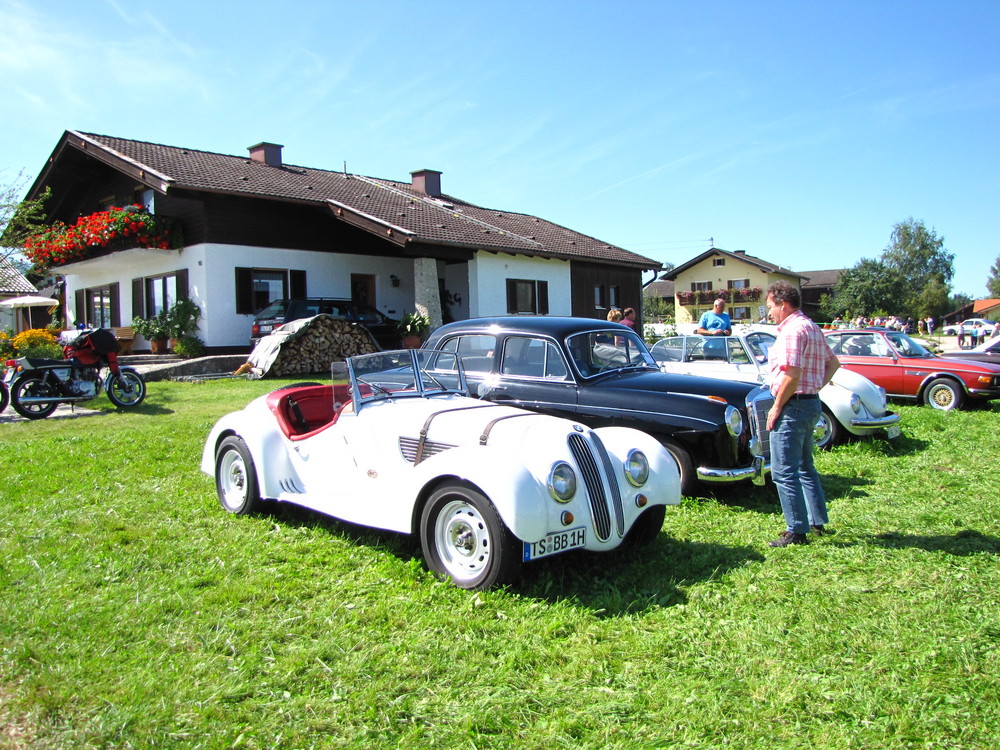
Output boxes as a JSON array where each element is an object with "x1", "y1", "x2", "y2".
[
  {"x1": 625, "y1": 450, "x2": 649, "y2": 487},
  {"x1": 850, "y1": 393, "x2": 861, "y2": 414},
  {"x1": 725, "y1": 405, "x2": 744, "y2": 437},
  {"x1": 548, "y1": 462, "x2": 577, "y2": 503}
]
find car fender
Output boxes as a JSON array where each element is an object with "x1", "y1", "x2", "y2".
[{"x1": 200, "y1": 397, "x2": 293, "y2": 491}]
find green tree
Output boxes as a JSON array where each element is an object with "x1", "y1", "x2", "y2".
[
  {"x1": 987, "y1": 254, "x2": 1000, "y2": 297},
  {"x1": 1, "y1": 172, "x2": 50, "y2": 266},
  {"x1": 829, "y1": 258, "x2": 905, "y2": 317},
  {"x1": 913, "y1": 276, "x2": 950, "y2": 320},
  {"x1": 881, "y1": 218, "x2": 953, "y2": 313}
]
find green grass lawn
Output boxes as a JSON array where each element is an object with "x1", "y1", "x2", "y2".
[{"x1": 2, "y1": 380, "x2": 999, "y2": 749}]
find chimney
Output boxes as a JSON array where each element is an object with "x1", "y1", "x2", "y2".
[
  {"x1": 734, "y1": 250, "x2": 747, "y2": 255},
  {"x1": 248, "y1": 142, "x2": 283, "y2": 167},
  {"x1": 411, "y1": 169, "x2": 442, "y2": 197}
]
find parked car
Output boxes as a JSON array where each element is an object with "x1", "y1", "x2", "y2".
[
  {"x1": 423, "y1": 316, "x2": 775, "y2": 495},
  {"x1": 202, "y1": 349, "x2": 680, "y2": 590},
  {"x1": 250, "y1": 298, "x2": 399, "y2": 348},
  {"x1": 825, "y1": 329, "x2": 1000, "y2": 410},
  {"x1": 649, "y1": 332, "x2": 901, "y2": 449},
  {"x1": 941, "y1": 337, "x2": 1000, "y2": 365},
  {"x1": 941, "y1": 318, "x2": 997, "y2": 336}
]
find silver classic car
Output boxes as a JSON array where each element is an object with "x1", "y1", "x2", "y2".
[{"x1": 649, "y1": 331, "x2": 901, "y2": 449}]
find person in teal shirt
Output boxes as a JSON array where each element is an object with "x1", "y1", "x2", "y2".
[{"x1": 696, "y1": 298, "x2": 732, "y2": 358}]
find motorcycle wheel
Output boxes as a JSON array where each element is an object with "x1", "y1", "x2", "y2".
[
  {"x1": 11, "y1": 374, "x2": 60, "y2": 420},
  {"x1": 106, "y1": 370, "x2": 147, "y2": 409},
  {"x1": 0, "y1": 382, "x2": 9, "y2": 414}
]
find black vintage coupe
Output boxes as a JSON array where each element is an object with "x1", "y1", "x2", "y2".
[{"x1": 424, "y1": 317, "x2": 774, "y2": 494}]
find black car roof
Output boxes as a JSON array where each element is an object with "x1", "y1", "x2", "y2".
[{"x1": 431, "y1": 316, "x2": 632, "y2": 339}]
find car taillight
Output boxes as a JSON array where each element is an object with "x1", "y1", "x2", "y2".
[{"x1": 251, "y1": 324, "x2": 260, "y2": 336}]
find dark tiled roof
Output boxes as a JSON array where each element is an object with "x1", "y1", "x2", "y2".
[
  {"x1": 0, "y1": 256, "x2": 37, "y2": 295},
  {"x1": 800, "y1": 269, "x2": 846, "y2": 287},
  {"x1": 72, "y1": 132, "x2": 659, "y2": 269},
  {"x1": 643, "y1": 279, "x2": 675, "y2": 298}
]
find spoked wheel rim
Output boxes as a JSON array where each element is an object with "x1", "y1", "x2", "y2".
[
  {"x1": 218, "y1": 448, "x2": 250, "y2": 512},
  {"x1": 108, "y1": 372, "x2": 146, "y2": 408},
  {"x1": 11, "y1": 376, "x2": 59, "y2": 419},
  {"x1": 926, "y1": 382, "x2": 958, "y2": 410},
  {"x1": 433, "y1": 498, "x2": 493, "y2": 583}
]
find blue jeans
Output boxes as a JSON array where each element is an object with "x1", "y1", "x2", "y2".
[{"x1": 770, "y1": 398, "x2": 828, "y2": 534}]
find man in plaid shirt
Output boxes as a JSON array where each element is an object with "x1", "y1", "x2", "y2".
[{"x1": 765, "y1": 280, "x2": 840, "y2": 547}]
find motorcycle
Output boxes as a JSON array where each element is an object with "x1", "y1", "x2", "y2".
[{"x1": 2, "y1": 328, "x2": 146, "y2": 420}]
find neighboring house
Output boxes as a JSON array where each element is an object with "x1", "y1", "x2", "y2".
[
  {"x1": 0, "y1": 254, "x2": 41, "y2": 331},
  {"x1": 660, "y1": 248, "x2": 806, "y2": 324},
  {"x1": 944, "y1": 299, "x2": 1000, "y2": 327},
  {"x1": 23, "y1": 131, "x2": 661, "y2": 353},
  {"x1": 799, "y1": 268, "x2": 846, "y2": 320}
]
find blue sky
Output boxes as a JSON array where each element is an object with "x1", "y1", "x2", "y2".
[{"x1": 1, "y1": 0, "x2": 997, "y2": 299}]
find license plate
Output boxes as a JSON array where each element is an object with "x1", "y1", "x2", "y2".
[
  {"x1": 259, "y1": 324, "x2": 273, "y2": 333},
  {"x1": 523, "y1": 527, "x2": 586, "y2": 561},
  {"x1": 886, "y1": 424, "x2": 901, "y2": 439}
]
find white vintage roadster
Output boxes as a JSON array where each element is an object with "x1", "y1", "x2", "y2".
[{"x1": 202, "y1": 350, "x2": 680, "y2": 589}]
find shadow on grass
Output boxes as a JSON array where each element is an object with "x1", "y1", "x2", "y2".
[
  {"x1": 871, "y1": 529, "x2": 1000, "y2": 556},
  {"x1": 705, "y1": 472, "x2": 874, "y2": 514},
  {"x1": 268, "y1": 502, "x2": 763, "y2": 617}
]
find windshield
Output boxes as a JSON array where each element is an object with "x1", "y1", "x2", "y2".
[
  {"x1": 885, "y1": 332, "x2": 932, "y2": 357},
  {"x1": 348, "y1": 349, "x2": 467, "y2": 405},
  {"x1": 566, "y1": 329, "x2": 657, "y2": 376}
]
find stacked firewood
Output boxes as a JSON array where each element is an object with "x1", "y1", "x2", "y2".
[{"x1": 249, "y1": 315, "x2": 380, "y2": 377}]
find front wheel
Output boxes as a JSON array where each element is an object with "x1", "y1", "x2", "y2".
[
  {"x1": 660, "y1": 438, "x2": 696, "y2": 496},
  {"x1": 624, "y1": 505, "x2": 666, "y2": 547},
  {"x1": 923, "y1": 378, "x2": 963, "y2": 411},
  {"x1": 813, "y1": 406, "x2": 843, "y2": 450},
  {"x1": 215, "y1": 436, "x2": 266, "y2": 515},
  {"x1": 11, "y1": 374, "x2": 59, "y2": 420},
  {"x1": 106, "y1": 370, "x2": 147, "y2": 408},
  {"x1": 420, "y1": 483, "x2": 520, "y2": 590}
]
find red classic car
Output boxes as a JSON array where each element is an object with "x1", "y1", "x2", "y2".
[{"x1": 825, "y1": 329, "x2": 1000, "y2": 411}]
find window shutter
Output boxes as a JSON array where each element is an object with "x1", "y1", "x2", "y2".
[
  {"x1": 290, "y1": 269, "x2": 307, "y2": 299},
  {"x1": 506, "y1": 279, "x2": 517, "y2": 314},
  {"x1": 75, "y1": 289, "x2": 86, "y2": 326},
  {"x1": 132, "y1": 278, "x2": 145, "y2": 319},
  {"x1": 235, "y1": 267, "x2": 253, "y2": 314},
  {"x1": 538, "y1": 281, "x2": 549, "y2": 314},
  {"x1": 109, "y1": 282, "x2": 121, "y2": 326},
  {"x1": 175, "y1": 269, "x2": 189, "y2": 300}
]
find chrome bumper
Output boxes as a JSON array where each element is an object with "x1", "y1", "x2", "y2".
[
  {"x1": 850, "y1": 412, "x2": 901, "y2": 431},
  {"x1": 698, "y1": 456, "x2": 771, "y2": 485}
]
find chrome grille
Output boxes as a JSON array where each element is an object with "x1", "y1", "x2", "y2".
[
  {"x1": 398, "y1": 436, "x2": 456, "y2": 464},
  {"x1": 747, "y1": 390, "x2": 774, "y2": 460},
  {"x1": 568, "y1": 432, "x2": 623, "y2": 541}
]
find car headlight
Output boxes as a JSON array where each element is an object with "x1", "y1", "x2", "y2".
[
  {"x1": 850, "y1": 393, "x2": 861, "y2": 414},
  {"x1": 725, "y1": 405, "x2": 744, "y2": 437},
  {"x1": 624, "y1": 450, "x2": 649, "y2": 487},
  {"x1": 548, "y1": 462, "x2": 577, "y2": 503},
  {"x1": 878, "y1": 386, "x2": 887, "y2": 410}
]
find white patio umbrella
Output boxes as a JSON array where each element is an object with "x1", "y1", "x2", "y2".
[{"x1": 0, "y1": 295, "x2": 59, "y2": 333}]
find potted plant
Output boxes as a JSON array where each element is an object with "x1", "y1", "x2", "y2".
[
  {"x1": 397, "y1": 312, "x2": 430, "y2": 348},
  {"x1": 165, "y1": 298, "x2": 201, "y2": 346},
  {"x1": 132, "y1": 311, "x2": 171, "y2": 354}
]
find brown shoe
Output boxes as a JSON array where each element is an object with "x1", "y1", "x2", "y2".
[
  {"x1": 769, "y1": 531, "x2": 809, "y2": 547},
  {"x1": 811, "y1": 525, "x2": 836, "y2": 536}
]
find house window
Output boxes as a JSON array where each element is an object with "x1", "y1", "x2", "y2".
[
  {"x1": 146, "y1": 274, "x2": 178, "y2": 316},
  {"x1": 609, "y1": 285, "x2": 621, "y2": 310},
  {"x1": 86, "y1": 286, "x2": 113, "y2": 328},
  {"x1": 506, "y1": 279, "x2": 549, "y2": 315},
  {"x1": 730, "y1": 306, "x2": 750, "y2": 321},
  {"x1": 235, "y1": 268, "x2": 306, "y2": 314},
  {"x1": 690, "y1": 281, "x2": 712, "y2": 292},
  {"x1": 728, "y1": 278, "x2": 749, "y2": 289},
  {"x1": 713, "y1": 258, "x2": 725, "y2": 267},
  {"x1": 593, "y1": 284, "x2": 606, "y2": 310},
  {"x1": 135, "y1": 188, "x2": 154, "y2": 212}
]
